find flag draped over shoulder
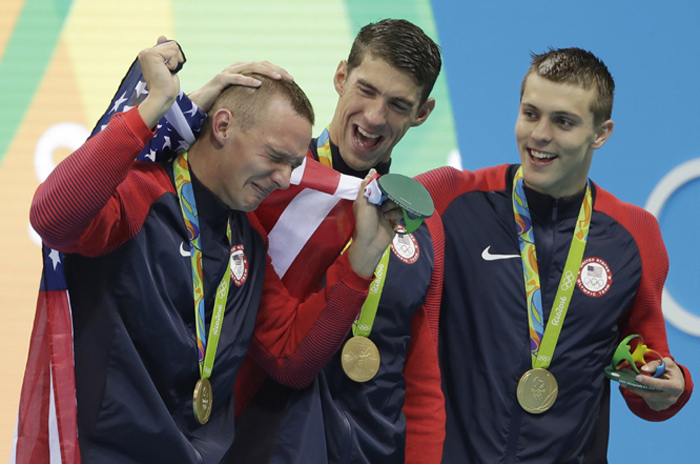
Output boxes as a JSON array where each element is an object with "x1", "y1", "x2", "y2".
[
  {"x1": 267, "y1": 156, "x2": 363, "y2": 281},
  {"x1": 13, "y1": 57, "x2": 365, "y2": 464},
  {"x1": 11, "y1": 58, "x2": 203, "y2": 464}
]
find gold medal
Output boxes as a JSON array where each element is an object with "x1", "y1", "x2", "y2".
[
  {"x1": 341, "y1": 336, "x2": 380, "y2": 382},
  {"x1": 193, "y1": 378, "x2": 213, "y2": 424},
  {"x1": 516, "y1": 368, "x2": 558, "y2": 414}
]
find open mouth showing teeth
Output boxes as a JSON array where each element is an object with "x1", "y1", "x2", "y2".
[
  {"x1": 529, "y1": 149, "x2": 557, "y2": 161},
  {"x1": 353, "y1": 125, "x2": 383, "y2": 151}
]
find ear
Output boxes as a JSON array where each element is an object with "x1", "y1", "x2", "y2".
[
  {"x1": 210, "y1": 108, "x2": 233, "y2": 146},
  {"x1": 334, "y1": 60, "x2": 348, "y2": 96},
  {"x1": 410, "y1": 98, "x2": 436, "y2": 128},
  {"x1": 592, "y1": 119, "x2": 614, "y2": 149}
]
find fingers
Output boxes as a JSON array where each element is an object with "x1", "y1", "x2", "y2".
[
  {"x1": 624, "y1": 359, "x2": 685, "y2": 411},
  {"x1": 140, "y1": 38, "x2": 184, "y2": 75},
  {"x1": 188, "y1": 60, "x2": 292, "y2": 112},
  {"x1": 153, "y1": 38, "x2": 186, "y2": 74},
  {"x1": 636, "y1": 358, "x2": 681, "y2": 386},
  {"x1": 221, "y1": 61, "x2": 293, "y2": 86},
  {"x1": 137, "y1": 37, "x2": 184, "y2": 128},
  {"x1": 358, "y1": 169, "x2": 378, "y2": 199},
  {"x1": 224, "y1": 61, "x2": 293, "y2": 81},
  {"x1": 214, "y1": 73, "x2": 264, "y2": 91},
  {"x1": 640, "y1": 358, "x2": 665, "y2": 378},
  {"x1": 380, "y1": 200, "x2": 403, "y2": 222}
]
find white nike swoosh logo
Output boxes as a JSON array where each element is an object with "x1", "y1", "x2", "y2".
[
  {"x1": 180, "y1": 242, "x2": 191, "y2": 257},
  {"x1": 481, "y1": 246, "x2": 520, "y2": 261}
]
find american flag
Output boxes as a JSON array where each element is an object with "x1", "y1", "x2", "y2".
[
  {"x1": 11, "y1": 58, "x2": 205, "y2": 464},
  {"x1": 12, "y1": 56, "x2": 366, "y2": 464},
  {"x1": 267, "y1": 156, "x2": 364, "y2": 282},
  {"x1": 11, "y1": 245, "x2": 79, "y2": 464}
]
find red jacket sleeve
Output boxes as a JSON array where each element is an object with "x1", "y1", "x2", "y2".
[
  {"x1": 245, "y1": 214, "x2": 373, "y2": 389},
  {"x1": 596, "y1": 186, "x2": 693, "y2": 420},
  {"x1": 415, "y1": 164, "x2": 509, "y2": 216},
  {"x1": 403, "y1": 209, "x2": 447, "y2": 464},
  {"x1": 403, "y1": 304, "x2": 445, "y2": 464},
  {"x1": 30, "y1": 108, "x2": 164, "y2": 256}
]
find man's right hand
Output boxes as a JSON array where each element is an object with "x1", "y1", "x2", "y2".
[
  {"x1": 137, "y1": 36, "x2": 186, "y2": 129},
  {"x1": 346, "y1": 170, "x2": 403, "y2": 279}
]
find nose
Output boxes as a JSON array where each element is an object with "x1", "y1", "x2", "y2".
[
  {"x1": 364, "y1": 99, "x2": 387, "y2": 128},
  {"x1": 271, "y1": 164, "x2": 292, "y2": 190},
  {"x1": 531, "y1": 119, "x2": 553, "y2": 145}
]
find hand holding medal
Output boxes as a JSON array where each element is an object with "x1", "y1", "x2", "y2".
[
  {"x1": 341, "y1": 173, "x2": 433, "y2": 382},
  {"x1": 365, "y1": 173, "x2": 434, "y2": 234}
]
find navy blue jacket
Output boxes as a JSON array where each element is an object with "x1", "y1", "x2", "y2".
[
  {"x1": 31, "y1": 110, "x2": 374, "y2": 463},
  {"x1": 321, "y1": 220, "x2": 435, "y2": 463},
  {"x1": 416, "y1": 164, "x2": 692, "y2": 464},
  {"x1": 228, "y1": 138, "x2": 444, "y2": 464}
]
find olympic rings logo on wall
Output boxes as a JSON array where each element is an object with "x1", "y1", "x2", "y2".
[{"x1": 645, "y1": 158, "x2": 700, "y2": 337}]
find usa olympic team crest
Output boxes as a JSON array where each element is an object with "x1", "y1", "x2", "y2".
[
  {"x1": 577, "y1": 257, "x2": 612, "y2": 297},
  {"x1": 230, "y1": 245, "x2": 248, "y2": 286},
  {"x1": 390, "y1": 225, "x2": 420, "y2": 264}
]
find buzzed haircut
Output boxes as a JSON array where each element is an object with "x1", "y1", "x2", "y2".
[
  {"x1": 347, "y1": 19, "x2": 442, "y2": 104},
  {"x1": 522, "y1": 47, "x2": 615, "y2": 125},
  {"x1": 203, "y1": 73, "x2": 314, "y2": 134}
]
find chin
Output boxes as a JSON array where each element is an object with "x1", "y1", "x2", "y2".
[{"x1": 243, "y1": 201, "x2": 262, "y2": 212}]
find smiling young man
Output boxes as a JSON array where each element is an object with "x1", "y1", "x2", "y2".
[
  {"x1": 224, "y1": 19, "x2": 446, "y2": 464},
  {"x1": 416, "y1": 47, "x2": 693, "y2": 463},
  {"x1": 27, "y1": 37, "x2": 397, "y2": 463}
]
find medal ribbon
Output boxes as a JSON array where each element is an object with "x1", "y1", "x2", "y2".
[
  {"x1": 512, "y1": 167, "x2": 592, "y2": 369},
  {"x1": 174, "y1": 153, "x2": 232, "y2": 380},
  {"x1": 316, "y1": 125, "x2": 423, "y2": 234},
  {"x1": 352, "y1": 246, "x2": 391, "y2": 337},
  {"x1": 317, "y1": 126, "x2": 393, "y2": 338},
  {"x1": 316, "y1": 126, "x2": 334, "y2": 168}
]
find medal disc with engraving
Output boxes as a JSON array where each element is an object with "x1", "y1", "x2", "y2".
[
  {"x1": 516, "y1": 368, "x2": 558, "y2": 414},
  {"x1": 193, "y1": 378, "x2": 213, "y2": 424},
  {"x1": 341, "y1": 336, "x2": 381, "y2": 382}
]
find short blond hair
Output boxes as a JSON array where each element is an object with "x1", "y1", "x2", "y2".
[{"x1": 203, "y1": 73, "x2": 314, "y2": 134}]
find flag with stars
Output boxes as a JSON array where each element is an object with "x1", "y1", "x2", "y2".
[
  {"x1": 11, "y1": 245, "x2": 78, "y2": 464},
  {"x1": 88, "y1": 57, "x2": 203, "y2": 159},
  {"x1": 11, "y1": 57, "x2": 206, "y2": 464}
]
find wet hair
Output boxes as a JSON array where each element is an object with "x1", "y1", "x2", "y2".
[
  {"x1": 203, "y1": 73, "x2": 314, "y2": 134},
  {"x1": 347, "y1": 19, "x2": 442, "y2": 104},
  {"x1": 522, "y1": 47, "x2": 615, "y2": 125}
]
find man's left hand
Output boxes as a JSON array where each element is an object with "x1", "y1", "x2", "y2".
[{"x1": 623, "y1": 357, "x2": 685, "y2": 411}]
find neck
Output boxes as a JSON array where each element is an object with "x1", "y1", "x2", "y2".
[
  {"x1": 523, "y1": 180, "x2": 587, "y2": 200},
  {"x1": 185, "y1": 144, "x2": 219, "y2": 198}
]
